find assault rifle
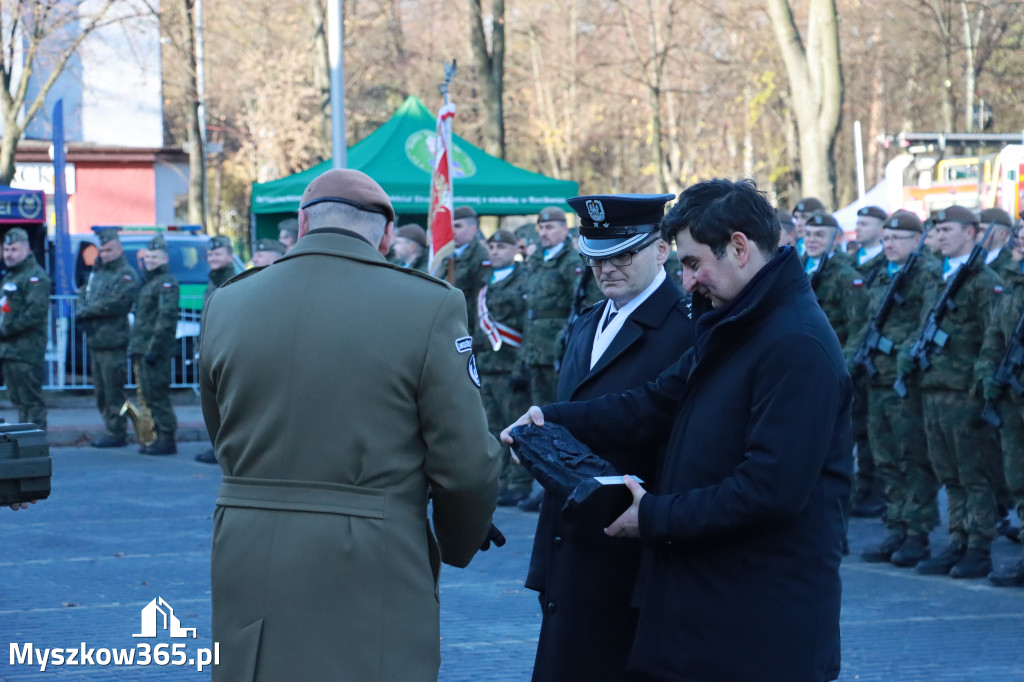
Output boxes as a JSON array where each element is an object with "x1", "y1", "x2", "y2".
[
  {"x1": 852, "y1": 228, "x2": 929, "y2": 377},
  {"x1": 894, "y1": 221, "x2": 997, "y2": 397},
  {"x1": 809, "y1": 228, "x2": 839, "y2": 291},
  {"x1": 980, "y1": 306, "x2": 1024, "y2": 428},
  {"x1": 554, "y1": 267, "x2": 595, "y2": 371}
]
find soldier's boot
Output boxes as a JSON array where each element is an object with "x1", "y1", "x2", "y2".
[
  {"x1": 996, "y1": 515, "x2": 1020, "y2": 543},
  {"x1": 949, "y1": 548, "x2": 993, "y2": 579},
  {"x1": 988, "y1": 559, "x2": 1024, "y2": 587},
  {"x1": 915, "y1": 542, "x2": 966, "y2": 575},
  {"x1": 891, "y1": 534, "x2": 931, "y2": 567},
  {"x1": 861, "y1": 532, "x2": 906, "y2": 563},
  {"x1": 139, "y1": 438, "x2": 177, "y2": 456},
  {"x1": 90, "y1": 433, "x2": 127, "y2": 448}
]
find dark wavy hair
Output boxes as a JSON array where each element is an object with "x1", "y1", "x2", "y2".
[{"x1": 660, "y1": 179, "x2": 780, "y2": 260}]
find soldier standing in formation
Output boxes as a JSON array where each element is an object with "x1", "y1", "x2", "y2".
[
  {"x1": 0, "y1": 228, "x2": 51, "y2": 430},
  {"x1": 897, "y1": 206, "x2": 1005, "y2": 578},
  {"x1": 518, "y1": 206, "x2": 601, "y2": 511},
  {"x1": 251, "y1": 238, "x2": 286, "y2": 267},
  {"x1": 977, "y1": 214, "x2": 1024, "y2": 586},
  {"x1": 204, "y1": 235, "x2": 235, "y2": 306},
  {"x1": 277, "y1": 219, "x2": 299, "y2": 253},
  {"x1": 525, "y1": 193, "x2": 694, "y2": 682},
  {"x1": 76, "y1": 228, "x2": 140, "y2": 447},
  {"x1": 443, "y1": 206, "x2": 490, "y2": 329},
  {"x1": 853, "y1": 211, "x2": 942, "y2": 566},
  {"x1": 777, "y1": 208, "x2": 796, "y2": 248},
  {"x1": 802, "y1": 213, "x2": 868, "y2": 347},
  {"x1": 792, "y1": 196, "x2": 826, "y2": 256},
  {"x1": 847, "y1": 206, "x2": 889, "y2": 517},
  {"x1": 980, "y1": 208, "x2": 1016, "y2": 273},
  {"x1": 475, "y1": 230, "x2": 533, "y2": 506},
  {"x1": 392, "y1": 224, "x2": 430, "y2": 273},
  {"x1": 131, "y1": 236, "x2": 180, "y2": 455}
]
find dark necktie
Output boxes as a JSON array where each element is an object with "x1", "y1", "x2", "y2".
[{"x1": 602, "y1": 310, "x2": 618, "y2": 331}]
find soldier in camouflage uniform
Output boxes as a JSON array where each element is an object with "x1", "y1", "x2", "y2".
[
  {"x1": 392, "y1": 224, "x2": 430, "y2": 273},
  {"x1": 0, "y1": 228, "x2": 51, "y2": 430},
  {"x1": 844, "y1": 206, "x2": 890, "y2": 517},
  {"x1": 979, "y1": 208, "x2": 1016, "y2": 273},
  {"x1": 849, "y1": 211, "x2": 942, "y2": 566},
  {"x1": 976, "y1": 218, "x2": 1024, "y2": 586},
  {"x1": 792, "y1": 196, "x2": 826, "y2": 257},
  {"x1": 131, "y1": 236, "x2": 180, "y2": 455},
  {"x1": 802, "y1": 213, "x2": 869, "y2": 347},
  {"x1": 440, "y1": 206, "x2": 489, "y2": 329},
  {"x1": 76, "y1": 228, "x2": 140, "y2": 447},
  {"x1": 474, "y1": 230, "x2": 533, "y2": 505},
  {"x1": 896, "y1": 205, "x2": 1005, "y2": 579}
]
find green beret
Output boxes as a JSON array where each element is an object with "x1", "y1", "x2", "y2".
[
  {"x1": 96, "y1": 228, "x2": 120, "y2": 244},
  {"x1": 4, "y1": 227, "x2": 28, "y2": 245},
  {"x1": 255, "y1": 238, "x2": 286, "y2": 255},
  {"x1": 209, "y1": 235, "x2": 232, "y2": 251},
  {"x1": 147, "y1": 235, "x2": 168, "y2": 252}
]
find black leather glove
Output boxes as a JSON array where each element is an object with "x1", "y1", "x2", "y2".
[
  {"x1": 144, "y1": 352, "x2": 158, "y2": 366},
  {"x1": 479, "y1": 523, "x2": 506, "y2": 551}
]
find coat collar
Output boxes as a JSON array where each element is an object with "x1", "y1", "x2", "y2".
[{"x1": 277, "y1": 229, "x2": 386, "y2": 268}]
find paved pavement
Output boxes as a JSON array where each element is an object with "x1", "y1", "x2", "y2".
[{"x1": 1, "y1": 428, "x2": 1023, "y2": 680}]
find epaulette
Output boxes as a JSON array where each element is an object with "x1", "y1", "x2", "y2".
[
  {"x1": 378, "y1": 260, "x2": 454, "y2": 289},
  {"x1": 220, "y1": 267, "x2": 266, "y2": 287}
]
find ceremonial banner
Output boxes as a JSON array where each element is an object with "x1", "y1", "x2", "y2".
[{"x1": 427, "y1": 102, "x2": 456, "y2": 279}]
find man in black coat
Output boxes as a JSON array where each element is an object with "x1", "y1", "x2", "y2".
[
  {"x1": 504, "y1": 178, "x2": 852, "y2": 682},
  {"x1": 525, "y1": 193, "x2": 695, "y2": 682}
]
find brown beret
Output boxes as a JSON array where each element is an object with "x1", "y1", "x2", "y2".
[
  {"x1": 487, "y1": 229, "x2": 518, "y2": 247},
  {"x1": 396, "y1": 224, "x2": 428, "y2": 248},
  {"x1": 794, "y1": 197, "x2": 826, "y2": 214},
  {"x1": 979, "y1": 208, "x2": 1014, "y2": 229},
  {"x1": 934, "y1": 205, "x2": 978, "y2": 226},
  {"x1": 4, "y1": 227, "x2": 28, "y2": 245},
  {"x1": 255, "y1": 238, "x2": 286, "y2": 254},
  {"x1": 857, "y1": 206, "x2": 888, "y2": 221},
  {"x1": 209, "y1": 235, "x2": 232, "y2": 251},
  {"x1": 300, "y1": 169, "x2": 395, "y2": 223},
  {"x1": 453, "y1": 206, "x2": 478, "y2": 221},
  {"x1": 809, "y1": 213, "x2": 839, "y2": 228},
  {"x1": 95, "y1": 228, "x2": 120, "y2": 244},
  {"x1": 147, "y1": 235, "x2": 168, "y2": 252},
  {"x1": 538, "y1": 206, "x2": 567, "y2": 223},
  {"x1": 886, "y1": 210, "x2": 924, "y2": 233}
]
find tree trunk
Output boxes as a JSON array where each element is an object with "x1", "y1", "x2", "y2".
[
  {"x1": 468, "y1": 0, "x2": 505, "y2": 158},
  {"x1": 310, "y1": 0, "x2": 331, "y2": 158},
  {"x1": 183, "y1": 0, "x2": 205, "y2": 227},
  {"x1": 767, "y1": 0, "x2": 843, "y2": 207}
]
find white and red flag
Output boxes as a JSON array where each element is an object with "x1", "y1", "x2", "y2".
[{"x1": 427, "y1": 102, "x2": 457, "y2": 279}]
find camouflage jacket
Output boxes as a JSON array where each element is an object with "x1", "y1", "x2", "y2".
[
  {"x1": 850, "y1": 248, "x2": 887, "y2": 289},
  {"x1": 405, "y1": 250, "x2": 429, "y2": 274},
  {"x1": 847, "y1": 257, "x2": 941, "y2": 387},
  {"x1": 131, "y1": 264, "x2": 179, "y2": 358},
  {"x1": 76, "y1": 254, "x2": 140, "y2": 349},
  {"x1": 807, "y1": 254, "x2": 870, "y2": 347},
  {"x1": 474, "y1": 264, "x2": 528, "y2": 375},
  {"x1": 0, "y1": 254, "x2": 51, "y2": 363},
  {"x1": 440, "y1": 239, "x2": 489, "y2": 329},
  {"x1": 204, "y1": 265, "x2": 234, "y2": 307},
  {"x1": 976, "y1": 261, "x2": 1024, "y2": 389},
  {"x1": 912, "y1": 260, "x2": 1005, "y2": 391}
]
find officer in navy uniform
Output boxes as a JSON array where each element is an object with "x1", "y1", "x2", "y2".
[{"x1": 524, "y1": 193, "x2": 695, "y2": 682}]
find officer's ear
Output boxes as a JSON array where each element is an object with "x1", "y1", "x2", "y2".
[
  {"x1": 297, "y1": 208, "x2": 311, "y2": 239},
  {"x1": 378, "y1": 221, "x2": 396, "y2": 257}
]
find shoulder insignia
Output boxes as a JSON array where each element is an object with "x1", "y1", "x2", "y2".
[
  {"x1": 3, "y1": 282, "x2": 17, "y2": 291},
  {"x1": 482, "y1": 260, "x2": 491, "y2": 267},
  {"x1": 994, "y1": 285, "x2": 1004, "y2": 294},
  {"x1": 574, "y1": 267, "x2": 583, "y2": 274},
  {"x1": 467, "y1": 354, "x2": 481, "y2": 388},
  {"x1": 28, "y1": 276, "x2": 39, "y2": 283},
  {"x1": 852, "y1": 278, "x2": 864, "y2": 287},
  {"x1": 455, "y1": 336, "x2": 473, "y2": 353},
  {"x1": 162, "y1": 282, "x2": 173, "y2": 288}
]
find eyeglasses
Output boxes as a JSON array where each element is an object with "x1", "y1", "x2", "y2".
[{"x1": 581, "y1": 241, "x2": 654, "y2": 268}]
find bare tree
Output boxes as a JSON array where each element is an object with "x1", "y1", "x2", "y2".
[
  {"x1": 767, "y1": 0, "x2": 843, "y2": 206},
  {"x1": 0, "y1": 0, "x2": 121, "y2": 185},
  {"x1": 468, "y1": 0, "x2": 505, "y2": 158}
]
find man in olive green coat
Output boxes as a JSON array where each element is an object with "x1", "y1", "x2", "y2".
[
  {"x1": 77, "y1": 228, "x2": 140, "y2": 447},
  {"x1": 131, "y1": 236, "x2": 179, "y2": 455},
  {"x1": 0, "y1": 228, "x2": 51, "y2": 429},
  {"x1": 200, "y1": 169, "x2": 500, "y2": 682},
  {"x1": 897, "y1": 205, "x2": 1005, "y2": 579}
]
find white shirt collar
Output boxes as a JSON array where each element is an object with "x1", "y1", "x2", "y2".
[
  {"x1": 858, "y1": 243, "x2": 884, "y2": 265},
  {"x1": 543, "y1": 242, "x2": 565, "y2": 261},
  {"x1": 491, "y1": 265, "x2": 514, "y2": 282},
  {"x1": 985, "y1": 248, "x2": 1001, "y2": 265},
  {"x1": 943, "y1": 253, "x2": 970, "y2": 281},
  {"x1": 454, "y1": 243, "x2": 469, "y2": 257},
  {"x1": 590, "y1": 269, "x2": 666, "y2": 369}
]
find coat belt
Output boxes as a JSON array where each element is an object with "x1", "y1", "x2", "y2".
[{"x1": 216, "y1": 476, "x2": 386, "y2": 518}]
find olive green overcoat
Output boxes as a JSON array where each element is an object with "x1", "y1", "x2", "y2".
[{"x1": 199, "y1": 228, "x2": 500, "y2": 682}]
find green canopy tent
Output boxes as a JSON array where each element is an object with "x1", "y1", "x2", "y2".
[{"x1": 250, "y1": 95, "x2": 579, "y2": 241}]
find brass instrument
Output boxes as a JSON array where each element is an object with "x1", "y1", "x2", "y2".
[{"x1": 120, "y1": 364, "x2": 155, "y2": 446}]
